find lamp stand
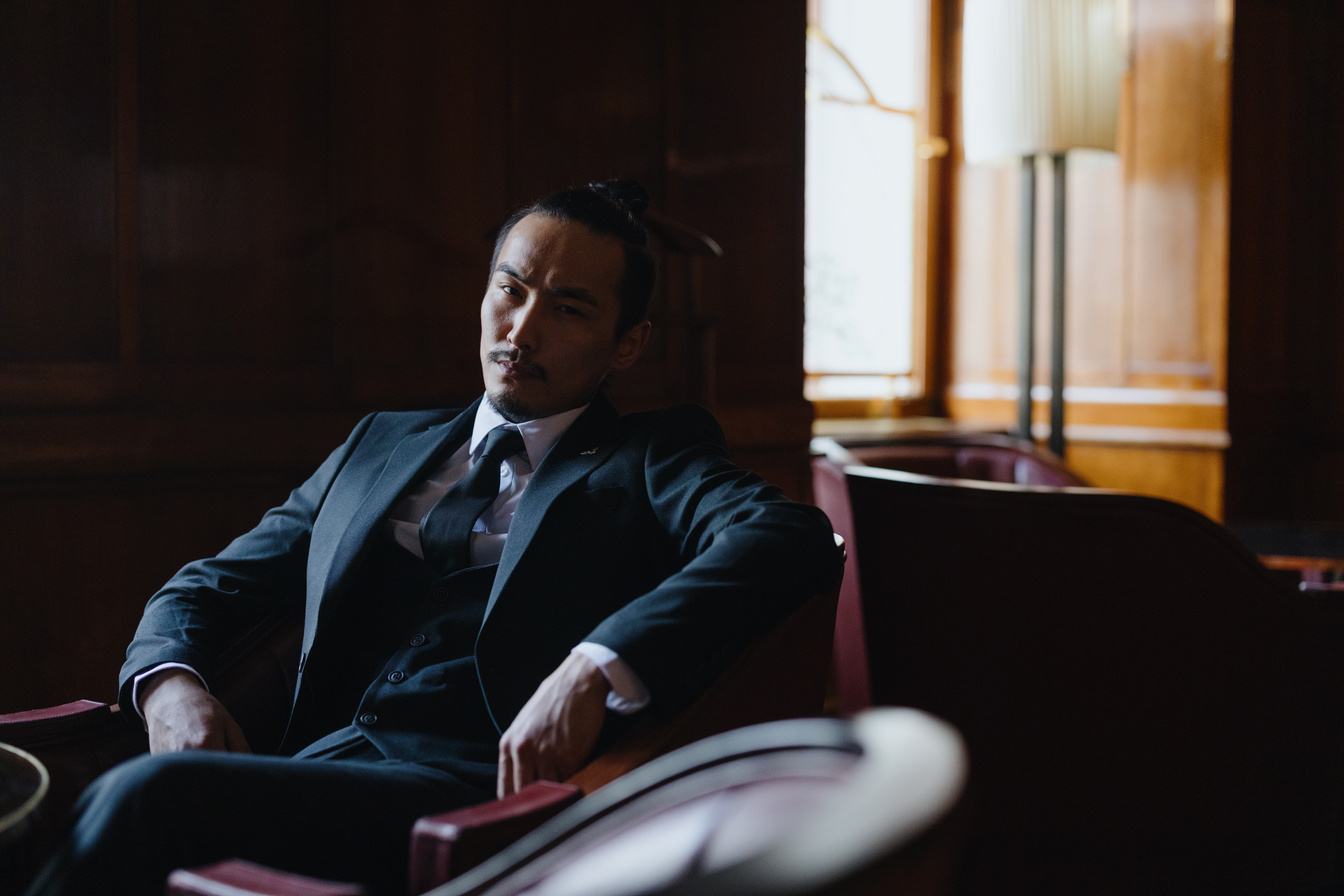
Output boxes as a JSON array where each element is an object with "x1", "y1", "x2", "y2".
[
  {"x1": 1016, "y1": 155, "x2": 1037, "y2": 442},
  {"x1": 1048, "y1": 152, "x2": 1067, "y2": 459},
  {"x1": 1016, "y1": 153, "x2": 1069, "y2": 458}
]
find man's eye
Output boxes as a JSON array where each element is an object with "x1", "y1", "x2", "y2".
[
  {"x1": 498, "y1": 283, "x2": 521, "y2": 297},
  {"x1": 556, "y1": 304, "x2": 584, "y2": 316}
]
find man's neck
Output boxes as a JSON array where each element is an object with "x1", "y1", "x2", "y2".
[{"x1": 471, "y1": 397, "x2": 589, "y2": 471}]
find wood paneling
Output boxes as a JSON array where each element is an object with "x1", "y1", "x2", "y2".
[
  {"x1": 1225, "y1": 0, "x2": 1344, "y2": 524},
  {"x1": 0, "y1": 474, "x2": 299, "y2": 710},
  {"x1": 328, "y1": 1, "x2": 508, "y2": 405},
  {"x1": 944, "y1": 0, "x2": 1232, "y2": 519},
  {"x1": 668, "y1": 0, "x2": 808, "y2": 408},
  {"x1": 1066, "y1": 443, "x2": 1225, "y2": 520},
  {"x1": 0, "y1": 0, "x2": 812, "y2": 712},
  {"x1": 137, "y1": 2, "x2": 334, "y2": 368},
  {"x1": 0, "y1": 1, "x2": 117, "y2": 364},
  {"x1": 1126, "y1": 0, "x2": 1228, "y2": 390}
]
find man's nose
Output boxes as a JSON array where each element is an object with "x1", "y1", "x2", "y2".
[{"x1": 507, "y1": 299, "x2": 541, "y2": 351}]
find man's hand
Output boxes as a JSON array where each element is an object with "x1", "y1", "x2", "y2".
[
  {"x1": 140, "y1": 670, "x2": 252, "y2": 755},
  {"x1": 497, "y1": 652, "x2": 609, "y2": 798}
]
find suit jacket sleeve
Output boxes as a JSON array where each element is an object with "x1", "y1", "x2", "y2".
[
  {"x1": 581, "y1": 405, "x2": 842, "y2": 713},
  {"x1": 116, "y1": 413, "x2": 378, "y2": 714}
]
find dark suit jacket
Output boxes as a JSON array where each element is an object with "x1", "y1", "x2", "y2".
[{"x1": 119, "y1": 395, "x2": 840, "y2": 751}]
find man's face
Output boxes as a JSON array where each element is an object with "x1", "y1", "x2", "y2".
[{"x1": 480, "y1": 213, "x2": 650, "y2": 422}]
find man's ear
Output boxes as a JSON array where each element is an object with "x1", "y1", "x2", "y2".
[{"x1": 611, "y1": 321, "x2": 651, "y2": 371}]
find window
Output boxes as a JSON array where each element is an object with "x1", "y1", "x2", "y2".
[{"x1": 805, "y1": 0, "x2": 941, "y2": 414}]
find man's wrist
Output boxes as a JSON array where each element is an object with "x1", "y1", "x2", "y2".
[
  {"x1": 571, "y1": 642, "x2": 651, "y2": 714},
  {"x1": 133, "y1": 663, "x2": 208, "y2": 724}
]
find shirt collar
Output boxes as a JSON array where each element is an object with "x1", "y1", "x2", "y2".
[{"x1": 470, "y1": 397, "x2": 589, "y2": 471}]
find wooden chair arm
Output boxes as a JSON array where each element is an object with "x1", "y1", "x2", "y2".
[{"x1": 408, "y1": 781, "x2": 582, "y2": 893}]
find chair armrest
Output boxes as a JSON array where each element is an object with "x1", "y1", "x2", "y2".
[
  {"x1": 167, "y1": 859, "x2": 367, "y2": 896},
  {"x1": 408, "y1": 781, "x2": 582, "y2": 893},
  {"x1": 0, "y1": 700, "x2": 149, "y2": 867},
  {"x1": 0, "y1": 700, "x2": 148, "y2": 782}
]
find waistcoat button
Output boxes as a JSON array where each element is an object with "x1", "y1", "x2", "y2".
[
  {"x1": 410, "y1": 634, "x2": 426, "y2": 647},
  {"x1": 432, "y1": 586, "x2": 449, "y2": 601},
  {"x1": 358, "y1": 713, "x2": 378, "y2": 725},
  {"x1": 388, "y1": 670, "x2": 406, "y2": 683}
]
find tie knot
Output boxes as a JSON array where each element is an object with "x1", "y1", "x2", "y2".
[{"x1": 479, "y1": 427, "x2": 525, "y2": 466}]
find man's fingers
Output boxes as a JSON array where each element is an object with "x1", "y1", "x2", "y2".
[
  {"x1": 512, "y1": 753, "x2": 532, "y2": 796},
  {"x1": 497, "y1": 652, "x2": 611, "y2": 796},
  {"x1": 507, "y1": 738, "x2": 538, "y2": 796}
]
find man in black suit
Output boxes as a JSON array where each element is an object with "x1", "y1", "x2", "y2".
[{"x1": 27, "y1": 181, "x2": 840, "y2": 895}]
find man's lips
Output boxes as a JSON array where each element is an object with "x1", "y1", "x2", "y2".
[{"x1": 488, "y1": 350, "x2": 547, "y2": 381}]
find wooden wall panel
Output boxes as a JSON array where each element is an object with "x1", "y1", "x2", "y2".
[
  {"x1": 1126, "y1": 0, "x2": 1227, "y2": 390},
  {"x1": 1225, "y1": 0, "x2": 1344, "y2": 524},
  {"x1": 328, "y1": 1, "x2": 508, "y2": 407},
  {"x1": 508, "y1": 1, "x2": 667, "y2": 202},
  {"x1": 669, "y1": 0, "x2": 809, "y2": 412},
  {"x1": 137, "y1": 2, "x2": 333, "y2": 368},
  {"x1": 947, "y1": 165, "x2": 1019, "y2": 386},
  {"x1": 0, "y1": 475, "x2": 298, "y2": 711},
  {"x1": 0, "y1": 1, "x2": 117, "y2": 364},
  {"x1": 1064, "y1": 158, "x2": 1125, "y2": 385}
]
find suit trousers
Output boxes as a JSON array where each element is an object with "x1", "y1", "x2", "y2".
[{"x1": 23, "y1": 737, "x2": 493, "y2": 896}]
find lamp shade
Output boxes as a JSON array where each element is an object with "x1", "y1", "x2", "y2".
[{"x1": 962, "y1": 0, "x2": 1124, "y2": 163}]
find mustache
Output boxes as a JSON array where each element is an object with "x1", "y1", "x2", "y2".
[{"x1": 487, "y1": 349, "x2": 547, "y2": 381}]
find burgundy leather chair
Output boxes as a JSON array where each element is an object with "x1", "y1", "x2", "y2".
[
  {"x1": 1, "y1": 572, "x2": 841, "y2": 895},
  {"x1": 810, "y1": 434, "x2": 1084, "y2": 716},
  {"x1": 825, "y1": 463, "x2": 1344, "y2": 894},
  {"x1": 169, "y1": 708, "x2": 967, "y2": 896}
]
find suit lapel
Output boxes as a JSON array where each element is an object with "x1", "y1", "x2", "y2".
[
  {"x1": 306, "y1": 400, "x2": 479, "y2": 638},
  {"x1": 485, "y1": 394, "x2": 623, "y2": 620}
]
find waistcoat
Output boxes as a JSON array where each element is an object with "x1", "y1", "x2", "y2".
[{"x1": 285, "y1": 532, "x2": 501, "y2": 786}]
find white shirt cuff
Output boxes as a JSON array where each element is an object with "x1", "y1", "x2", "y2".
[
  {"x1": 131, "y1": 662, "x2": 208, "y2": 728},
  {"x1": 572, "y1": 642, "x2": 651, "y2": 715}
]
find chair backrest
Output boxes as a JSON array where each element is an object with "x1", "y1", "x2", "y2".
[
  {"x1": 842, "y1": 464, "x2": 1344, "y2": 894},
  {"x1": 436, "y1": 709, "x2": 967, "y2": 896}
]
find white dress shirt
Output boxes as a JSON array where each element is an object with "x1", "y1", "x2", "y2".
[{"x1": 134, "y1": 398, "x2": 650, "y2": 721}]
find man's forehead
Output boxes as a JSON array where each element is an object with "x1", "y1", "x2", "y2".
[{"x1": 495, "y1": 215, "x2": 624, "y2": 293}]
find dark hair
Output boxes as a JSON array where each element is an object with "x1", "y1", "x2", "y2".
[{"x1": 491, "y1": 180, "x2": 658, "y2": 337}]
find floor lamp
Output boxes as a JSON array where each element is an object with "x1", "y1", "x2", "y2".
[{"x1": 961, "y1": 0, "x2": 1123, "y2": 458}]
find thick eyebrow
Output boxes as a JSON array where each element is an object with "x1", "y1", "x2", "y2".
[{"x1": 495, "y1": 262, "x2": 599, "y2": 307}]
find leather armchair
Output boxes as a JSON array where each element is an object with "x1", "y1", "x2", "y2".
[
  {"x1": 1, "y1": 571, "x2": 841, "y2": 894},
  {"x1": 819, "y1": 461, "x2": 1344, "y2": 894}
]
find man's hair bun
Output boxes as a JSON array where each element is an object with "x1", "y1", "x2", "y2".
[{"x1": 589, "y1": 180, "x2": 650, "y2": 218}]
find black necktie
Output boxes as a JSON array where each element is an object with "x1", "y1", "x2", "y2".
[{"x1": 420, "y1": 427, "x2": 525, "y2": 575}]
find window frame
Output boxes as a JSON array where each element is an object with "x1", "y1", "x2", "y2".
[{"x1": 804, "y1": 0, "x2": 946, "y2": 420}]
